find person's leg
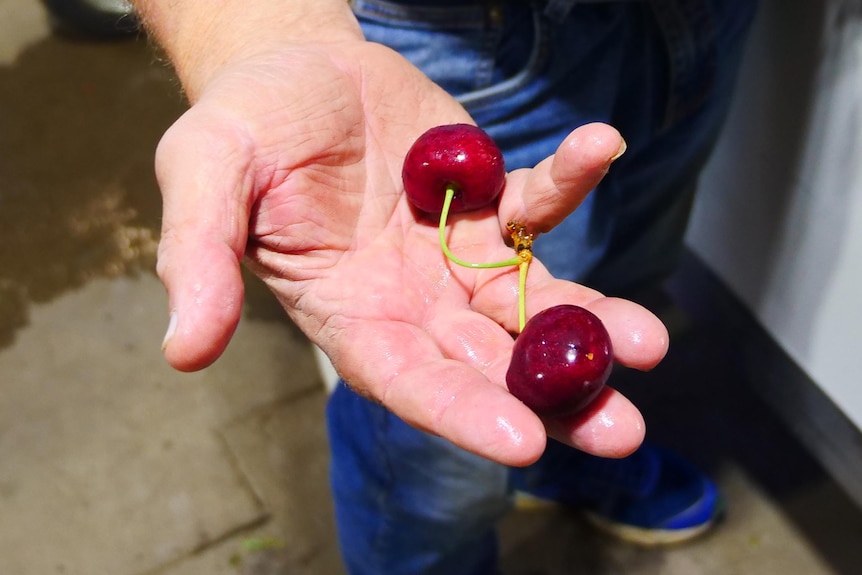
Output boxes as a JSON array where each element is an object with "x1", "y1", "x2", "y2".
[
  {"x1": 328, "y1": 6, "x2": 549, "y2": 573},
  {"x1": 464, "y1": 0, "x2": 759, "y2": 294},
  {"x1": 579, "y1": 0, "x2": 761, "y2": 295},
  {"x1": 327, "y1": 381, "x2": 510, "y2": 575},
  {"x1": 502, "y1": 0, "x2": 759, "y2": 544},
  {"x1": 327, "y1": 1, "x2": 758, "y2": 573}
]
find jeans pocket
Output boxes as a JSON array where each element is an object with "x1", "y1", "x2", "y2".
[
  {"x1": 457, "y1": 6, "x2": 548, "y2": 110},
  {"x1": 352, "y1": 0, "x2": 548, "y2": 107}
]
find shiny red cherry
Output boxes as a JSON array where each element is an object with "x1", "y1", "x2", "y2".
[
  {"x1": 506, "y1": 305, "x2": 613, "y2": 417},
  {"x1": 402, "y1": 124, "x2": 505, "y2": 214}
]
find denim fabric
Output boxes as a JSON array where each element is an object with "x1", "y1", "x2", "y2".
[
  {"x1": 328, "y1": 382, "x2": 508, "y2": 575},
  {"x1": 328, "y1": 2, "x2": 757, "y2": 573}
]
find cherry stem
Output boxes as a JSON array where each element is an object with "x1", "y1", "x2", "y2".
[
  {"x1": 518, "y1": 256, "x2": 530, "y2": 333},
  {"x1": 437, "y1": 186, "x2": 534, "y2": 333},
  {"x1": 438, "y1": 187, "x2": 521, "y2": 269},
  {"x1": 508, "y1": 221, "x2": 534, "y2": 334}
]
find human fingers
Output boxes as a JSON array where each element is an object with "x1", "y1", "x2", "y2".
[
  {"x1": 155, "y1": 108, "x2": 254, "y2": 371},
  {"x1": 331, "y1": 318, "x2": 548, "y2": 467},
  {"x1": 498, "y1": 122, "x2": 625, "y2": 235},
  {"x1": 472, "y1": 263, "x2": 668, "y2": 371},
  {"x1": 544, "y1": 387, "x2": 646, "y2": 458},
  {"x1": 426, "y1": 306, "x2": 647, "y2": 459}
]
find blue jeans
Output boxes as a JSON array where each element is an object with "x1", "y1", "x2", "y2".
[{"x1": 328, "y1": 1, "x2": 757, "y2": 573}]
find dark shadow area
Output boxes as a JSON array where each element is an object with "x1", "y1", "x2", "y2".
[
  {"x1": 660, "y1": 249, "x2": 862, "y2": 575},
  {"x1": 499, "y1": 251, "x2": 862, "y2": 573},
  {"x1": 500, "y1": 249, "x2": 862, "y2": 575},
  {"x1": 0, "y1": 34, "x2": 181, "y2": 346},
  {"x1": 0, "y1": 32, "x2": 297, "y2": 349}
]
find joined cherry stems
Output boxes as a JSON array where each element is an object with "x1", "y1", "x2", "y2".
[{"x1": 438, "y1": 186, "x2": 534, "y2": 332}]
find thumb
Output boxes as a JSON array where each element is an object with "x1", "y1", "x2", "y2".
[
  {"x1": 499, "y1": 122, "x2": 626, "y2": 235},
  {"x1": 154, "y1": 109, "x2": 254, "y2": 371}
]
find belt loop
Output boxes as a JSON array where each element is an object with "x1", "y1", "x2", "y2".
[{"x1": 543, "y1": 0, "x2": 576, "y2": 20}]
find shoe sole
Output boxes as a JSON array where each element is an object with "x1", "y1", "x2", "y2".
[
  {"x1": 582, "y1": 510, "x2": 715, "y2": 546},
  {"x1": 514, "y1": 491, "x2": 719, "y2": 546},
  {"x1": 513, "y1": 492, "x2": 561, "y2": 512}
]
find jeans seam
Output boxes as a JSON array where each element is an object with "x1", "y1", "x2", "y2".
[
  {"x1": 369, "y1": 400, "x2": 397, "y2": 572},
  {"x1": 474, "y1": 4, "x2": 504, "y2": 89},
  {"x1": 458, "y1": 6, "x2": 549, "y2": 108},
  {"x1": 648, "y1": 0, "x2": 718, "y2": 130}
]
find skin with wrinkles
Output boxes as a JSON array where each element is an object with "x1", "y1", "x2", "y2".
[{"x1": 144, "y1": 18, "x2": 668, "y2": 465}]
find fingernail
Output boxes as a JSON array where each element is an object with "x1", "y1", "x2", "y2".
[
  {"x1": 610, "y1": 138, "x2": 627, "y2": 162},
  {"x1": 162, "y1": 311, "x2": 177, "y2": 351}
]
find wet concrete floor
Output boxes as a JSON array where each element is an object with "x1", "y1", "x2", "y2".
[{"x1": 2, "y1": 1, "x2": 862, "y2": 573}]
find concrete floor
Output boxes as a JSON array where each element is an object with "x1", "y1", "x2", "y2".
[{"x1": 2, "y1": 1, "x2": 862, "y2": 573}]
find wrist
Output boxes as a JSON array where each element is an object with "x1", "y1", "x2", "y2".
[{"x1": 134, "y1": 0, "x2": 363, "y2": 100}]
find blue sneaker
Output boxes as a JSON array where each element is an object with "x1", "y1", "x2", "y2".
[
  {"x1": 514, "y1": 444, "x2": 723, "y2": 546},
  {"x1": 580, "y1": 446, "x2": 723, "y2": 545}
]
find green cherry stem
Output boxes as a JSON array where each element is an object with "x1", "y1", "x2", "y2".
[
  {"x1": 438, "y1": 186, "x2": 522, "y2": 269},
  {"x1": 437, "y1": 186, "x2": 534, "y2": 334},
  {"x1": 518, "y1": 255, "x2": 530, "y2": 332}
]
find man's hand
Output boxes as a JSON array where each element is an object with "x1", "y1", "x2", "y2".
[{"x1": 152, "y1": 38, "x2": 668, "y2": 467}]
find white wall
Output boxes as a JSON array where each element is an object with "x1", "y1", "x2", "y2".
[{"x1": 687, "y1": 0, "x2": 862, "y2": 430}]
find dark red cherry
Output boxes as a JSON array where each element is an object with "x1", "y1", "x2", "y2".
[
  {"x1": 506, "y1": 305, "x2": 613, "y2": 418},
  {"x1": 402, "y1": 123, "x2": 505, "y2": 214}
]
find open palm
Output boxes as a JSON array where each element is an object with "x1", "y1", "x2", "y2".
[{"x1": 154, "y1": 41, "x2": 668, "y2": 466}]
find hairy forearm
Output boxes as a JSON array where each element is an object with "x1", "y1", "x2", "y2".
[{"x1": 132, "y1": 0, "x2": 363, "y2": 99}]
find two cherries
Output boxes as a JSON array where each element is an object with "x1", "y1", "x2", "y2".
[{"x1": 402, "y1": 124, "x2": 613, "y2": 417}]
